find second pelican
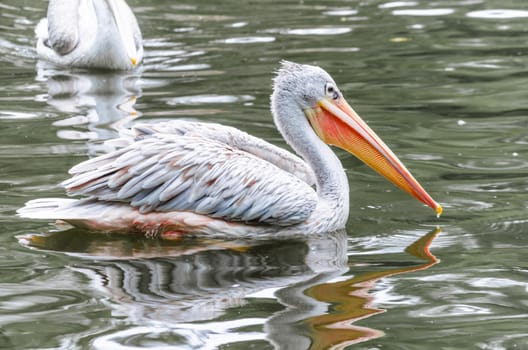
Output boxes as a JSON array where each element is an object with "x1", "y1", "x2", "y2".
[{"x1": 35, "y1": 0, "x2": 143, "y2": 70}]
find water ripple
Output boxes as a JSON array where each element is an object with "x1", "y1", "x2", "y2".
[
  {"x1": 92, "y1": 321, "x2": 267, "y2": 350},
  {"x1": 379, "y1": 1, "x2": 418, "y2": 9},
  {"x1": 165, "y1": 63, "x2": 211, "y2": 72},
  {"x1": 226, "y1": 22, "x2": 248, "y2": 28},
  {"x1": 488, "y1": 218, "x2": 528, "y2": 237},
  {"x1": 456, "y1": 158, "x2": 528, "y2": 171},
  {"x1": 323, "y1": 9, "x2": 358, "y2": 16},
  {"x1": 468, "y1": 277, "x2": 528, "y2": 289},
  {"x1": 442, "y1": 198, "x2": 494, "y2": 212},
  {"x1": 392, "y1": 9, "x2": 455, "y2": 16},
  {"x1": 0, "y1": 290, "x2": 84, "y2": 315},
  {"x1": 0, "y1": 111, "x2": 37, "y2": 120},
  {"x1": 165, "y1": 94, "x2": 255, "y2": 106},
  {"x1": 466, "y1": 9, "x2": 528, "y2": 19},
  {"x1": 477, "y1": 334, "x2": 528, "y2": 350},
  {"x1": 266, "y1": 27, "x2": 352, "y2": 35},
  {"x1": 218, "y1": 36, "x2": 275, "y2": 44},
  {"x1": 414, "y1": 304, "x2": 492, "y2": 317}
]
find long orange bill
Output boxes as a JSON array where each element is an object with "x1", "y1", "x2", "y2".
[{"x1": 305, "y1": 97, "x2": 442, "y2": 216}]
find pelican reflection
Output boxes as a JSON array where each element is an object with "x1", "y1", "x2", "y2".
[
  {"x1": 35, "y1": 61, "x2": 141, "y2": 153},
  {"x1": 20, "y1": 227, "x2": 441, "y2": 349}
]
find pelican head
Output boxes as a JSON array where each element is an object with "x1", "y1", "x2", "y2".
[{"x1": 272, "y1": 61, "x2": 442, "y2": 215}]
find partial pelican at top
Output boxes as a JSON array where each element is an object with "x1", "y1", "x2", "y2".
[
  {"x1": 18, "y1": 62, "x2": 442, "y2": 239},
  {"x1": 35, "y1": 0, "x2": 143, "y2": 70}
]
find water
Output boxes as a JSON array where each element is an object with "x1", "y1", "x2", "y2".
[{"x1": 1, "y1": 0, "x2": 528, "y2": 348}]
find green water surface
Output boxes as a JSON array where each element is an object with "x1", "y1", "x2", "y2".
[{"x1": 1, "y1": 0, "x2": 528, "y2": 349}]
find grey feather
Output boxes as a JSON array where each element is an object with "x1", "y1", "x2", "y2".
[
  {"x1": 158, "y1": 177, "x2": 191, "y2": 202},
  {"x1": 63, "y1": 130, "x2": 318, "y2": 226},
  {"x1": 107, "y1": 168, "x2": 134, "y2": 189},
  {"x1": 128, "y1": 121, "x2": 316, "y2": 186},
  {"x1": 69, "y1": 148, "x2": 128, "y2": 174}
]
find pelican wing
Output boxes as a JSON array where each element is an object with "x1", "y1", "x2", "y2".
[
  {"x1": 63, "y1": 133, "x2": 318, "y2": 226},
  {"x1": 45, "y1": 0, "x2": 80, "y2": 55},
  {"x1": 107, "y1": 120, "x2": 316, "y2": 186}
]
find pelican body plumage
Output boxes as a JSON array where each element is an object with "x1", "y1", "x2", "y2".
[
  {"x1": 18, "y1": 62, "x2": 442, "y2": 238},
  {"x1": 36, "y1": 0, "x2": 143, "y2": 70}
]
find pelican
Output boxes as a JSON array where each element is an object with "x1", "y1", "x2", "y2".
[
  {"x1": 35, "y1": 0, "x2": 143, "y2": 70},
  {"x1": 18, "y1": 62, "x2": 442, "y2": 239}
]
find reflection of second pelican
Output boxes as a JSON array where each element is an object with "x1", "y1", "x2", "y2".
[
  {"x1": 35, "y1": 62, "x2": 141, "y2": 150},
  {"x1": 20, "y1": 228, "x2": 441, "y2": 349}
]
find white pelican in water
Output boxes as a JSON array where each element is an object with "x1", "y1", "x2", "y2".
[
  {"x1": 19, "y1": 62, "x2": 442, "y2": 238},
  {"x1": 35, "y1": 0, "x2": 143, "y2": 70}
]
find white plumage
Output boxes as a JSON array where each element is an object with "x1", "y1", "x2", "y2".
[
  {"x1": 36, "y1": 0, "x2": 143, "y2": 70},
  {"x1": 19, "y1": 62, "x2": 441, "y2": 238}
]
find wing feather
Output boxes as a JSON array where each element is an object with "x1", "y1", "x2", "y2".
[
  {"x1": 109, "y1": 120, "x2": 316, "y2": 186},
  {"x1": 63, "y1": 132, "x2": 317, "y2": 226},
  {"x1": 69, "y1": 148, "x2": 128, "y2": 174},
  {"x1": 107, "y1": 168, "x2": 134, "y2": 188}
]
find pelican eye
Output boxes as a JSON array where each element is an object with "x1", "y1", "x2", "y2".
[{"x1": 325, "y1": 83, "x2": 339, "y2": 100}]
